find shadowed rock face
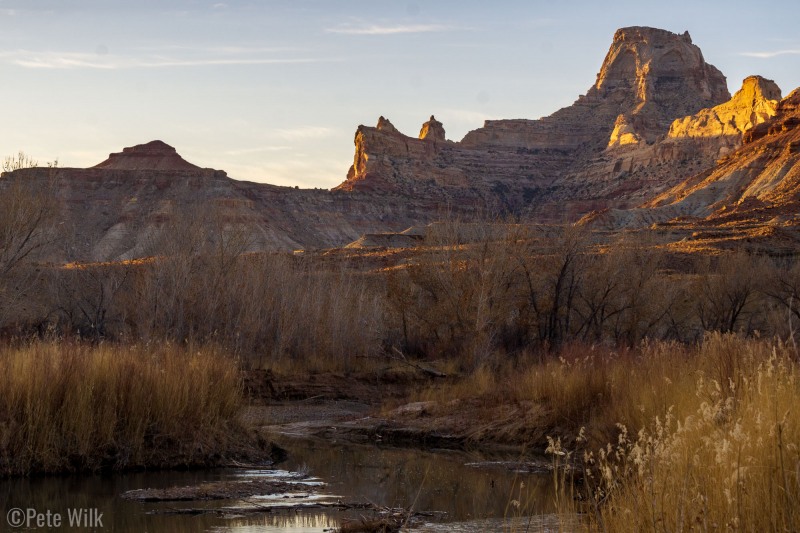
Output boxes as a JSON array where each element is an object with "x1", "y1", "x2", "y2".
[{"x1": 2, "y1": 135, "x2": 469, "y2": 261}]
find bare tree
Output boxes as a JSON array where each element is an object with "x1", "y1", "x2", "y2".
[
  {"x1": 512, "y1": 224, "x2": 589, "y2": 350},
  {"x1": 0, "y1": 154, "x2": 59, "y2": 330},
  {"x1": 695, "y1": 251, "x2": 766, "y2": 334}
]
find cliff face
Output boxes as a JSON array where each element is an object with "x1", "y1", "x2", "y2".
[
  {"x1": 554, "y1": 76, "x2": 783, "y2": 214},
  {"x1": 2, "y1": 141, "x2": 459, "y2": 261},
  {"x1": 596, "y1": 28, "x2": 730, "y2": 146},
  {"x1": 463, "y1": 28, "x2": 729, "y2": 151},
  {"x1": 668, "y1": 76, "x2": 781, "y2": 140},
  {"x1": 4, "y1": 26, "x2": 796, "y2": 260},
  {"x1": 335, "y1": 27, "x2": 731, "y2": 218},
  {"x1": 581, "y1": 88, "x2": 800, "y2": 229},
  {"x1": 656, "y1": 88, "x2": 800, "y2": 216}
]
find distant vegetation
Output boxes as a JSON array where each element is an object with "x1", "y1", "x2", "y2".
[{"x1": 3, "y1": 213, "x2": 800, "y2": 362}]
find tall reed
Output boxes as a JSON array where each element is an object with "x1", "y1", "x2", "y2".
[{"x1": 0, "y1": 342, "x2": 247, "y2": 475}]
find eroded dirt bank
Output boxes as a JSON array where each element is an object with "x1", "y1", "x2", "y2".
[{"x1": 242, "y1": 368, "x2": 557, "y2": 458}]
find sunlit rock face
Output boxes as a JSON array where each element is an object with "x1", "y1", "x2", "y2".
[
  {"x1": 546, "y1": 76, "x2": 783, "y2": 216},
  {"x1": 462, "y1": 27, "x2": 729, "y2": 151},
  {"x1": 668, "y1": 76, "x2": 781, "y2": 140},
  {"x1": 608, "y1": 114, "x2": 645, "y2": 148},
  {"x1": 335, "y1": 27, "x2": 731, "y2": 219},
  {"x1": 581, "y1": 85, "x2": 800, "y2": 230},
  {"x1": 592, "y1": 27, "x2": 730, "y2": 144},
  {"x1": 419, "y1": 116, "x2": 446, "y2": 141}
]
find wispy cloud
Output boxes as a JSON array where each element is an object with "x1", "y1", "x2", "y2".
[
  {"x1": 326, "y1": 23, "x2": 452, "y2": 36},
  {"x1": 131, "y1": 44, "x2": 297, "y2": 54},
  {"x1": 0, "y1": 49, "x2": 326, "y2": 69},
  {"x1": 224, "y1": 146, "x2": 291, "y2": 156},
  {"x1": 273, "y1": 126, "x2": 335, "y2": 141},
  {"x1": 740, "y1": 49, "x2": 800, "y2": 58}
]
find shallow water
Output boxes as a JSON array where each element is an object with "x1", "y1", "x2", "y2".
[{"x1": 0, "y1": 436, "x2": 557, "y2": 531}]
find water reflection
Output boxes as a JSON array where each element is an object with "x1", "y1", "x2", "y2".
[
  {"x1": 271, "y1": 435, "x2": 557, "y2": 522},
  {"x1": 220, "y1": 513, "x2": 338, "y2": 533},
  {"x1": 0, "y1": 436, "x2": 555, "y2": 532}
]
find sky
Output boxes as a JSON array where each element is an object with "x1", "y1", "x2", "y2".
[{"x1": 1, "y1": 1, "x2": 799, "y2": 189}]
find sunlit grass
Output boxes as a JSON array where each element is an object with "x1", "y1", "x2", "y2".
[
  {"x1": 0, "y1": 342, "x2": 248, "y2": 475},
  {"x1": 580, "y1": 336, "x2": 800, "y2": 532}
]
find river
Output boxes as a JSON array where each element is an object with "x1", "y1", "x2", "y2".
[{"x1": 0, "y1": 436, "x2": 561, "y2": 532}]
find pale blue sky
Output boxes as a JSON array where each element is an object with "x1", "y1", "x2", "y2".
[{"x1": 1, "y1": 0, "x2": 798, "y2": 187}]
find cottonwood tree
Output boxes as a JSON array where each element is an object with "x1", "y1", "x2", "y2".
[
  {"x1": 0, "y1": 154, "x2": 59, "y2": 330},
  {"x1": 51, "y1": 262, "x2": 130, "y2": 341},
  {"x1": 695, "y1": 251, "x2": 767, "y2": 334},
  {"x1": 512, "y1": 224, "x2": 589, "y2": 351},
  {"x1": 129, "y1": 201, "x2": 247, "y2": 342},
  {"x1": 389, "y1": 220, "x2": 523, "y2": 366},
  {"x1": 760, "y1": 258, "x2": 800, "y2": 345}
]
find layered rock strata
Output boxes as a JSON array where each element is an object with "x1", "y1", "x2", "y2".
[
  {"x1": 335, "y1": 27, "x2": 730, "y2": 218},
  {"x1": 582, "y1": 87, "x2": 800, "y2": 229},
  {"x1": 555, "y1": 76, "x2": 783, "y2": 214}
]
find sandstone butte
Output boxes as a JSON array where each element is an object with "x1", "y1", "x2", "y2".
[{"x1": 1, "y1": 26, "x2": 799, "y2": 261}]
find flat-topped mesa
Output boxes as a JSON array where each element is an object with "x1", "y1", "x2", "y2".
[
  {"x1": 668, "y1": 76, "x2": 782, "y2": 140},
  {"x1": 419, "y1": 115, "x2": 446, "y2": 141},
  {"x1": 93, "y1": 140, "x2": 202, "y2": 171}
]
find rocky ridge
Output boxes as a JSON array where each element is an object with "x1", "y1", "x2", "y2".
[
  {"x1": 4, "y1": 140, "x2": 458, "y2": 261},
  {"x1": 2, "y1": 27, "x2": 798, "y2": 260},
  {"x1": 582, "y1": 87, "x2": 800, "y2": 229},
  {"x1": 555, "y1": 76, "x2": 783, "y2": 213},
  {"x1": 335, "y1": 27, "x2": 730, "y2": 218},
  {"x1": 94, "y1": 140, "x2": 203, "y2": 172}
]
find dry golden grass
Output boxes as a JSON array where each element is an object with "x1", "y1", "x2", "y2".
[
  {"x1": 0, "y1": 342, "x2": 252, "y2": 475},
  {"x1": 576, "y1": 335, "x2": 800, "y2": 532},
  {"x1": 409, "y1": 335, "x2": 800, "y2": 532}
]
